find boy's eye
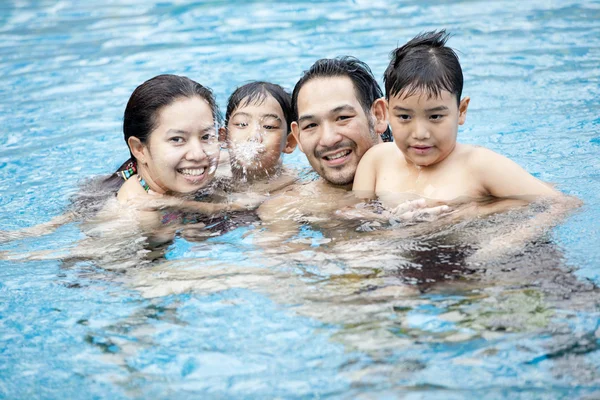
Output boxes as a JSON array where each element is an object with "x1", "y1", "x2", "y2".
[
  {"x1": 396, "y1": 114, "x2": 411, "y2": 121},
  {"x1": 430, "y1": 114, "x2": 444, "y2": 121}
]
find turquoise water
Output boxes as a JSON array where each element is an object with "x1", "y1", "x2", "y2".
[{"x1": 1, "y1": 0, "x2": 600, "y2": 398}]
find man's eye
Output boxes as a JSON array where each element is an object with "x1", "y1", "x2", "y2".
[
  {"x1": 337, "y1": 115, "x2": 352, "y2": 121},
  {"x1": 302, "y1": 123, "x2": 317, "y2": 130}
]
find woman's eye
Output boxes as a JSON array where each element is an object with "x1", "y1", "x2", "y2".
[
  {"x1": 202, "y1": 134, "x2": 216, "y2": 141},
  {"x1": 263, "y1": 125, "x2": 279, "y2": 130},
  {"x1": 234, "y1": 122, "x2": 248, "y2": 128},
  {"x1": 169, "y1": 137, "x2": 184, "y2": 143}
]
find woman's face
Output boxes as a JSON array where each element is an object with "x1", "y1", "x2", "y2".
[
  {"x1": 140, "y1": 96, "x2": 220, "y2": 194},
  {"x1": 226, "y1": 94, "x2": 289, "y2": 177}
]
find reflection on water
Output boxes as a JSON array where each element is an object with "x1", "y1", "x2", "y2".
[{"x1": 1, "y1": 0, "x2": 600, "y2": 398}]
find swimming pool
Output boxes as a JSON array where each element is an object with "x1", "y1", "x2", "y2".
[{"x1": 1, "y1": 0, "x2": 599, "y2": 398}]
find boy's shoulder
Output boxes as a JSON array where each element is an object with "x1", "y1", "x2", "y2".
[
  {"x1": 454, "y1": 143, "x2": 501, "y2": 166},
  {"x1": 362, "y1": 142, "x2": 403, "y2": 164}
]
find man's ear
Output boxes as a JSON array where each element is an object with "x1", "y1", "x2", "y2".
[
  {"x1": 458, "y1": 96, "x2": 470, "y2": 125},
  {"x1": 371, "y1": 97, "x2": 389, "y2": 136},
  {"x1": 283, "y1": 133, "x2": 298, "y2": 154},
  {"x1": 291, "y1": 122, "x2": 304, "y2": 153},
  {"x1": 218, "y1": 126, "x2": 227, "y2": 144},
  {"x1": 127, "y1": 136, "x2": 147, "y2": 164}
]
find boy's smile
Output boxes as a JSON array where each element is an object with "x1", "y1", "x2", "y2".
[{"x1": 388, "y1": 89, "x2": 469, "y2": 167}]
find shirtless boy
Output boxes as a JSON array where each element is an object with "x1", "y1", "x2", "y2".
[{"x1": 354, "y1": 30, "x2": 560, "y2": 204}]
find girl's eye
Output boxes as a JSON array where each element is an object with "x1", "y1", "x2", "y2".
[{"x1": 263, "y1": 125, "x2": 279, "y2": 130}]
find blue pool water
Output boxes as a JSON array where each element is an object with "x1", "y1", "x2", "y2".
[{"x1": 1, "y1": 0, "x2": 600, "y2": 398}]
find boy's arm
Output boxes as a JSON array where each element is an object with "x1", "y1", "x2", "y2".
[
  {"x1": 472, "y1": 148, "x2": 559, "y2": 198},
  {"x1": 469, "y1": 147, "x2": 580, "y2": 261},
  {"x1": 352, "y1": 144, "x2": 383, "y2": 199}
]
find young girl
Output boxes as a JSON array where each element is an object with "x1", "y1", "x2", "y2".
[{"x1": 218, "y1": 81, "x2": 298, "y2": 193}]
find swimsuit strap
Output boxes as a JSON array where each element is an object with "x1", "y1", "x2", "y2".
[{"x1": 138, "y1": 175, "x2": 150, "y2": 192}]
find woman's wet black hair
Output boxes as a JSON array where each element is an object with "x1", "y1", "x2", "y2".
[
  {"x1": 224, "y1": 81, "x2": 293, "y2": 134},
  {"x1": 123, "y1": 74, "x2": 220, "y2": 157},
  {"x1": 384, "y1": 30, "x2": 463, "y2": 105},
  {"x1": 291, "y1": 56, "x2": 392, "y2": 142}
]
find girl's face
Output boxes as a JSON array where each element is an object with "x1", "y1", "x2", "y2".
[
  {"x1": 226, "y1": 94, "x2": 292, "y2": 177},
  {"x1": 135, "y1": 96, "x2": 220, "y2": 194}
]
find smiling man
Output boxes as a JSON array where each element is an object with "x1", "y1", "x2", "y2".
[{"x1": 291, "y1": 56, "x2": 391, "y2": 188}]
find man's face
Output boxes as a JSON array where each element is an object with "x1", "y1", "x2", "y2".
[{"x1": 291, "y1": 76, "x2": 379, "y2": 186}]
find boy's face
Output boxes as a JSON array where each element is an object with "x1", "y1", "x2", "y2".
[
  {"x1": 388, "y1": 90, "x2": 469, "y2": 167},
  {"x1": 291, "y1": 76, "x2": 382, "y2": 186}
]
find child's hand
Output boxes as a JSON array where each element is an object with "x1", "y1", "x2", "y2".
[{"x1": 386, "y1": 199, "x2": 451, "y2": 222}]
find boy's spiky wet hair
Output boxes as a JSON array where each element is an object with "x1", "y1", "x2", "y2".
[{"x1": 384, "y1": 30, "x2": 463, "y2": 104}]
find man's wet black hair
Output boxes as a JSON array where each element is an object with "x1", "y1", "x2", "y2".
[
  {"x1": 384, "y1": 30, "x2": 463, "y2": 105},
  {"x1": 292, "y1": 56, "x2": 392, "y2": 142},
  {"x1": 225, "y1": 81, "x2": 293, "y2": 134}
]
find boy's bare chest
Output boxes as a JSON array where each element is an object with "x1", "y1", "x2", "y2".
[{"x1": 376, "y1": 165, "x2": 483, "y2": 201}]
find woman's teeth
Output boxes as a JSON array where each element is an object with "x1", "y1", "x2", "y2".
[
  {"x1": 325, "y1": 150, "x2": 350, "y2": 160},
  {"x1": 179, "y1": 168, "x2": 205, "y2": 176}
]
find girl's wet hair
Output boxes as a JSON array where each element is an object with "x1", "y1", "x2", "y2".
[
  {"x1": 225, "y1": 81, "x2": 293, "y2": 134},
  {"x1": 384, "y1": 30, "x2": 463, "y2": 104}
]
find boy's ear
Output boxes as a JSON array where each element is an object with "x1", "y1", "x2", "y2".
[
  {"x1": 290, "y1": 122, "x2": 304, "y2": 154},
  {"x1": 458, "y1": 96, "x2": 470, "y2": 125},
  {"x1": 283, "y1": 132, "x2": 298, "y2": 154},
  {"x1": 218, "y1": 127, "x2": 227, "y2": 144},
  {"x1": 127, "y1": 136, "x2": 147, "y2": 164},
  {"x1": 371, "y1": 97, "x2": 389, "y2": 136}
]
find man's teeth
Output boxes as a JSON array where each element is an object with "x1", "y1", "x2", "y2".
[
  {"x1": 179, "y1": 168, "x2": 205, "y2": 176},
  {"x1": 325, "y1": 150, "x2": 351, "y2": 160}
]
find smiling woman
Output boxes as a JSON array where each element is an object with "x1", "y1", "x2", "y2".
[{"x1": 0, "y1": 75, "x2": 259, "y2": 249}]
